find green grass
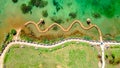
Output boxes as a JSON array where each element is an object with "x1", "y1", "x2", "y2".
[
  {"x1": 105, "y1": 45, "x2": 120, "y2": 68},
  {"x1": 4, "y1": 42, "x2": 98, "y2": 68}
]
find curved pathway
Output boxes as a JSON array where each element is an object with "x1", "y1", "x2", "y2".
[
  {"x1": 0, "y1": 39, "x2": 120, "y2": 68},
  {"x1": 0, "y1": 39, "x2": 99, "y2": 68}
]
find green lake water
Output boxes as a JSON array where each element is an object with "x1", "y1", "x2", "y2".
[{"x1": 0, "y1": 0, "x2": 120, "y2": 45}]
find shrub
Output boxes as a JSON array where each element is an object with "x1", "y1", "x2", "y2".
[
  {"x1": 53, "y1": 0, "x2": 63, "y2": 12},
  {"x1": 69, "y1": 12, "x2": 77, "y2": 19},
  {"x1": 39, "y1": 0, "x2": 48, "y2": 8},
  {"x1": 21, "y1": 4, "x2": 32, "y2": 14},
  {"x1": 42, "y1": 10, "x2": 48, "y2": 17},
  {"x1": 109, "y1": 59, "x2": 114, "y2": 64},
  {"x1": 29, "y1": 0, "x2": 39, "y2": 7},
  {"x1": 83, "y1": 36, "x2": 92, "y2": 40},
  {"x1": 11, "y1": 29, "x2": 17, "y2": 35},
  {"x1": 29, "y1": 0, "x2": 48, "y2": 8},
  {"x1": 111, "y1": 54, "x2": 115, "y2": 59},
  {"x1": 52, "y1": 26, "x2": 58, "y2": 31},
  {"x1": 92, "y1": 13, "x2": 101, "y2": 18},
  {"x1": 51, "y1": 17, "x2": 64, "y2": 24},
  {"x1": 105, "y1": 54, "x2": 108, "y2": 59},
  {"x1": 53, "y1": 0, "x2": 58, "y2": 6},
  {"x1": 12, "y1": 0, "x2": 18, "y2": 3},
  {"x1": 5, "y1": 33, "x2": 10, "y2": 42}
]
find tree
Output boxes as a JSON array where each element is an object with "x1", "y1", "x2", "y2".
[
  {"x1": 69, "y1": 12, "x2": 77, "y2": 19},
  {"x1": 11, "y1": 29, "x2": 17, "y2": 35},
  {"x1": 29, "y1": 0, "x2": 48, "y2": 8},
  {"x1": 12, "y1": 0, "x2": 18, "y2": 3},
  {"x1": 21, "y1": 4, "x2": 32, "y2": 14},
  {"x1": 42, "y1": 10, "x2": 48, "y2": 17}
]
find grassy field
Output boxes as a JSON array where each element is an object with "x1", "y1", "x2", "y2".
[
  {"x1": 4, "y1": 42, "x2": 98, "y2": 68},
  {"x1": 105, "y1": 45, "x2": 120, "y2": 68}
]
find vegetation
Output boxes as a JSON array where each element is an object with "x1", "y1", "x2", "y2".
[
  {"x1": 39, "y1": 0, "x2": 48, "y2": 8},
  {"x1": 20, "y1": 32, "x2": 33, "y2": 42},
  {"x1": 20, "y1": 28, "x2": 87, "y2": 44},
  {"x1": 92, "y1": 13, "x2": 101, "y2": 19},
  {"x1": 51, "y1": 17, "x2": 64, "y2": 24},
  {"x1": 42, "y1": 10, "x2": 48, "y2": 17},
  {"x1": 69, "y1": 12, "x2": 77, "y2": 19},
  {"x1": 4, "y1": 42, "x2": 98, "y2": 68},
  {"x1": 83, "y1": 36, "x2": 92, "y2": 40},
  {"x1": 20, "y1": 32, "x2": 62, "y2": 44},
  {"x1": 12, "y1": 0, "x2": 18, "y2": 3},
  {"x1": 20, "y1": 0, "x2": 48, "y2": 14},
  {"x1": 53, "y1": 0, "x2": 63, "y2": 12},
  {"x1": 52, "y1": 26, "x2": 58, "y2": 31},
  {"x1": 29, "y1": 0, "x2": 48, "y2": 8},
  {"x1": 105, "y1": 45, "x2": 120, "y2": 68},
  {"x1": 21, "y1": 4, "x2": 32, "y2": 14},
  {"x1": 0, "y1": 29, "x2": 17, "y2": 53},
  {"x1": 11, "y1": 29, "x2": 17, "y2": 35}
]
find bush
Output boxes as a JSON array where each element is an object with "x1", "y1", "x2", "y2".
[
  {"x1": 92, "y1": 13, "x2": 101, "y2": 18},
  {"x1": 29, "y1": 0, "x2": 48, "y2": 8},
  {"x1": 111, "y1": 54, "x2": 115, "y2": 59},
  {"x1": 21, "y1": 4, "x2": 32, "y2": 14},
  {"x1": 53, "y1": 0, "x2": 58, "y2": 6},
  {"x1": 30, "y1": 0, "x2": 40, "y2": 7},
  {"x1": 52, "y1": 26, "x2": 58, "y2": 31},
  {"x1": 42, "y1": 10, "x2": 48, "y2": 17},
  {"x1": 83, "y1": 36, "x2": 92, "y2": 40},
  {"x1": 12, "y1": 0, "x2": 18, "y2": 3},
  {"x1": 39, "y1": 0, "x2": 48, "y2": 8},
  {"x1": 51, "y1": 17, "x2": 64, "y2": 24},
  {"x1": 53, "y1": 0, "x2": 63, "y2": 12},
  {"x1": 69, "y1": 12, "x2": 77, "y2": 19},
  {"x1": 29, "y1": 0, "x2": 39, "y2": 6},
  {"x1": 105, "y1": 55, "x2": 108, "y2": 59},
  {"x1": 109, "y1": 59, "x2": 114, "y2": 64},
  {"x1": 11, "y1": 29, "x2": 17, "y2": 35},
  {"x1": 5, "y1": 33, "x2": 10, "y2": 42}
]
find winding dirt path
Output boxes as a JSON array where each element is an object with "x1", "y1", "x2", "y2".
[{"x1": 24, "y1": 20, "x2": 103, "y2": 42}]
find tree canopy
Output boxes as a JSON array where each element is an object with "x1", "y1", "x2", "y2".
[{"x1": 11, "y1": 29, "x2": 17, "y2": 35}]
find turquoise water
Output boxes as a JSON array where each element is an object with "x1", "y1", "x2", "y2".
[{"x1": 0, "y1": 0, "x2": 120, "y2": 44}]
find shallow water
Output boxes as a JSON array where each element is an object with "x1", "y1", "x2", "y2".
[{"x1": 0, "y1": 0, "x2": 120, "y2": 44}]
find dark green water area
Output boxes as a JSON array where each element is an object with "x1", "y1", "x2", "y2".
[{"x1": 0, "y1": 0, "x2": 120, "y2": 45}]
